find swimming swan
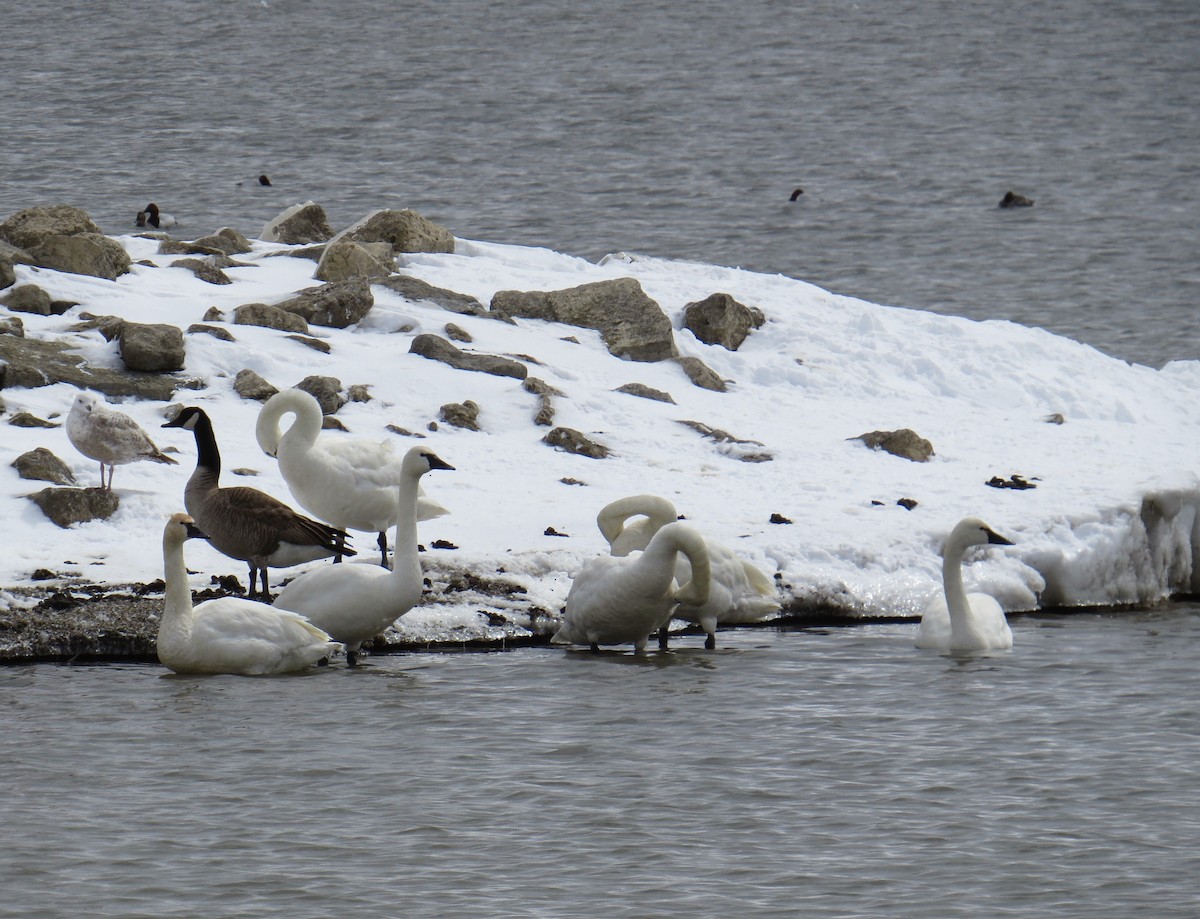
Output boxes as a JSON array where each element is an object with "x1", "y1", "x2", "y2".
[
  {"x1": 162, "y1": 406, "x2": 353, "y2": 599},
  {"x1": 272, "y1": 446, "x2": 454, "y2": 665},
  {"x1": 916, "y1": 517, "x2": 1015, "y2": 652},
  {"x1": 158, "y1": 512, "x2": 342, "y2": 675},
  {"x1": 256, "y1": 388, "x2": 449, "y2": 564},
  {"x1": 597, "y1": 494, "x2": 780, "y2": 648},
  {"x1": 66, "y1": 391, "x2": 178, "y2": 491},
  {"x1": 554, "y1": 521, "x2": 711, "y2": 652}
]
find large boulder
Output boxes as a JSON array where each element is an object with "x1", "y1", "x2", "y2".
[
  {"x1": 0, "y1": 335, "x2": 185, "y2": 399},
  {"x1": 0, "y1": 205, "x2": 102, "y2": 249},
  {"x1": 118, "y1": 322, "x2": 186, "y2": 373},
  {"x1": 491, "y1": 278, "x2": 676, "y2": 362},
  {"x1": 681, "y1": 292, "x2": 765, "y2": 351},
  {"x1": 27, "y1": 234, "x2": 132, "y2": 280},
  {"x1": 336, "y1": 209, "x2": 454, "y2": 254},
  {"x1": 2, "y1": 284, "x2": 69, "y2": 316},
  {"x1": 260, "y1": 202, "x2": 334, "y2": 245},
  {"x1": 409, "y1": 334, "x2": 528, "y2": 380},
  {"x1": 853, "y1": 428, "x2": 935, "y2": 463},
  {"x1": 295, "y1": 375, "x2": 345, "y2": 414},
  {"x1": 314, "y1": 239, "x2": 394, "y2": 282},
  {"x1": 12, "y1": 447, "x2": 76, "y2": 485},
  {"x1": 233, "y1": 302, "x2": 309, "y2": 334},
  {"x1": 274, "y1": 279, "x2": 374, "y2": 329},
  {"x1": 28, "y1": 487, "x2": 120, "y2": 527}
]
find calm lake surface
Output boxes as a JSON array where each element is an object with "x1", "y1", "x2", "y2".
[{"x1": 4, "y1": 605, "x2": 1199, "y2": 918}]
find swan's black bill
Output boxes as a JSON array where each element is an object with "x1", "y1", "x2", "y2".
[{"x1": 985, "y1": 528, "x2": 1014, "y2": 546}]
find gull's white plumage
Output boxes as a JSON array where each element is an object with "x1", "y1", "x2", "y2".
[
  {"x1": 272, "y1": 446, "x2": 454, "y2": 665},
  {"x1": 597, "y1": 494, "x2": 780, "y2": 647},
  {"x1": 66, "y1": 391, "x2": 178, "y2": 491},
  {"x1": 256, "y1": 388, "x2": 448, "y2": 563},
  {"x1": 916, "y1": 516, "x2": 1015, "y2": 652},
  {"x1": 554, "y1": 521, "x2": 712, "y2": 651},
  {"x1": 157, "y1": 512, "x2": 342, "y2": 675}
]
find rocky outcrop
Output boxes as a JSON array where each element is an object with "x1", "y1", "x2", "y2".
[
  {"x1": 523, "y1": 377, "x2": 563, "y2": 427},
  {"x1": 852, "y1": 428, "x2": 934, "y2": 463},
  {"x1": 681, "y1": 292, "x2": 765, "y2": 351},
  {"x1": 377, "y1": 275, "x2": 489, "y2": 317},
  {"x1": 542, "y1": 427, "x2": 609, "y2": 459},
  {"x1": 2, "y1": 284, "x2": 72, "y2": 316},
  {"x1": 0, "y1": 205, "x2": 101, "y2": 248},
  {"x1": 118, "y1": 322, "x2": 185, "y2": 373},
  {"x1": 233, "y1": 302, "x2": 309, "y2": 333},
  {"x1": 0, "y1": 205, "x2": 132, "y2": 280},
  {"x1": 0, "y1": 335, "x2": 184, "y2": 400},
  {"x1": 314, "y1": 239, "x2": 394, "y2": 282},
  {"x1": 409, "y1": 333, "x2": 528, "y2": 379},
  {"x1": 336, "y1": 209, "x2": 455, "y2": 254},
  {"x1": 491, "y1": 278, "x2": 676, "y2": 362},
  {"x1": 12, "y1": 447, "x2": 76, "y2": 485},
  {"x1": 274, "y1": 279, "x2": 373, "y2": 329},
  {"x1": 260, "y1": 202, "x2": 334, "y2": 245},
  {"x1": 28, "y1": 487, "x2": 120, "y2": 527}
]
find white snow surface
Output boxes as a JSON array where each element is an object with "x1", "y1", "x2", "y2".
[{"x1": 3, "y1": 230, "x2": 1199, "y2": 631}]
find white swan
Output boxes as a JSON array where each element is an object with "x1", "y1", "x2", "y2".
[
  {"x1": 158, "y1": 512, "x2": 343, "y2": 675},
  {"x1": 256, "y1": 388, "x2": 449, "y2": 565},
  {"x1": 554, "y1": 521, "x2": 711, "y2": 652},
  {"x1": 916, "y1": 517, "x2": 1015, "y2": 652},
  {"x1": 272, "y1": 446, "x2": 454, "y2": 665},
  {"x1": 66, "y1": 391, "x2": 178, "y2": 491},
  {"x1": 597, "y1": 494, "x2": 780, "y2": 648}
]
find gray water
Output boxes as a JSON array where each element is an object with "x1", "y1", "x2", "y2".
[
  {"x1": 3, "y1": 0, "x2": 1198, "y2": 368},
  {"x1": 3, "y1": 606, "x2": 1199, "y2": 918}
]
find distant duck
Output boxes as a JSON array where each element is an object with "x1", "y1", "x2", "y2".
[
  {"x1": 999, "y1": 190, "x2": 1034, "y2": 208},
  {"x1": 597, "y1": 494, "x2": 780, "y2": 649},
  {"x1": 66, "y1": 391, "x2": 178, "y2": 491},
  {"x1": 273, "y1": 446, "x2": 454, "y2": 666},
  {"x1": 162, "y1": 406, "x2": 354, "y2": 600},
  {"x1": 135, "y1": 203, "x2": 176, "y2": 228},
  {"x1": 158, "y1": 512, "x2": 342, "y2": 675},
  {"x1": 916, "y1": 517, "x2": 1015, "y2": 653},
  {"x1": 259, "y1": 174, "x2": 272, "y2": 186},
  {"x1": 554, "y1": 521, "x2": 711, "y2": 652},
  {"x1": 789, "y1": 187, "x2": 805, "y2": 202},
  {"x1": 255, "y1": 388, "x2": 450, "y2": 565}
]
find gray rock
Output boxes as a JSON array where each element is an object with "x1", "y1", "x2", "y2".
[
  {"x1": 440, "y1": 400, "x2": 481, "y2": 431},
  {"x1": 274, "y1": 278, "x2": 374, "y2": 329},
  {"x1": 491, "y1": 278, "x2": 676, "y2": 362},
  {"x1": 233, "y1": 369, "x2": 278, "y2": 402},
  {"x1": 171, "y1": 257, "x2": 232, "y2": 285},
  {"x1": 314, "y1": 239, "x2": 394, "y2": 282},
  {"x1": 286, "y1": 335, "x2": 331, "y2": 353},
  {"x1": 674, "y1": 355, "x2": 727, "y2": 392},
  {"x1": 377, "y1": 275, "x2": 490, "y2": 317},
  {"x1": 233, "y1": 302, "x2": 309, "y2": 333},
  {"x1": 0, "y1": 205, "x2": 102, "y2": 249},
  {"x1": 542, "y1": 427, "x2": 610, "y2": 459},
  {"x1": 2, "y1": 284, "x2": 65, "y2": 316},
  {"x1": 260, "y1": 202, "x2": 334, "y2": 245},
  {"x1": 29, "y1": 486, "x2": 120, "y2": 527},
  {"x1": 681, "y1": 292, "x2": 765, "y2": 351},
  {"x1": 158, "y1": 239, "x2": 225, "y2": 257},
  {"x1": 186, "y1": 323, "x2": 236, "y2": 342},
  {"x1": 337, "y1": 209, "x2": 454, "y2": 254},
  {"x1": 409, "y1": 333, "x2": 528, "y2": 380},
  {"x1": 12, "y1": 447, "x2": 76, "y2": 485},
  {"x1": 348, "y1": 384, "x2": 372, "y2": 403},
  {"x1": 67, "y1": 313, "x2": 124, "y2": 340},
  {"x1": 444, "y1": 323, "x2": 472, "y2": 343},
  {"x1": 8, "y1": 412, "x2": 58, "y2": 428},
  {"x1": 0, "y1": 316, "x2": 25, "y2": 337},
  {"x1": 27, "y1": 234, "x2": 132, "y2": 280},
  {"x1": 119, "y1": 322, "x2": 185, "y2": 373},
  {"x1": 523, "y1": 377, "x2": 562, "y2": 427},
  {"x1": 853, "y1": 428, "x2": 935, "y2": 463},
  {"x1": 615, "y1": 383, "x2": 675, "y2": 404},
  {"x1": 0, "y1": 257, "x2": 14, "y2": 291},
  {"x1": 202, "y1": 306, "x2": 225, "y2": 322},
  {"x1": 295, "y1": 375, "x2": 345, "y2": 414},
  {"x1": 0, "y1": 334, "x2": 186, "y2": 399},
  {"x1": 189, "y1": 228, "x2": 253, "y2": 256}
]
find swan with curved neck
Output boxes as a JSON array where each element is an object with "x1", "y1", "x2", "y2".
[
  {"x1": 158, "y1": 512, "x2": 342, "y2": 675},
  {"x1": 916, "y1": 516, "x2": 1015, "y2": 652},
  {"x1": 554, "y1": 521, "x2": 712, "y2": 652},
  {"x1": 256, "y1": 388, "x2": 449, "y2": 565},
  {"x1": 597, "y1": 494, "x2": 780, "y2": 648},
  {"x1": 272, "y1": 446, "x2": 454, "y2": 665}
]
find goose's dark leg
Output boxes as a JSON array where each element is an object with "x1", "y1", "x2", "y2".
[
  {"x1": 377, "y1": 531, "x2": 389, "y2": 566},
  {"x1": 704, "y1": 631, "x2": 716, "y2": 650},
  {"x1": 658, "y1": 626, "x2": 670, "y2": 650},
  {"x1": 260, "y1": 567, "x2": 270, "y2": 600},
  {"x1": 246, "y1": 563, "x2": 258, "y2": 598},
  {"x1": 333, "y1": 532, "x2": 345, "y2": 563},
  {"x1": 346, "y1": 648, "x2": 359, "y2": 667},
  {"x1": 589, "y1": 642, "x2": 600, "y2": 653}
]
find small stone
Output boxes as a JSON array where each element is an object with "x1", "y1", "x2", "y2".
[
  {"x1": 769, "y1": 513, "x2": 793, "y2": 525},
  {"x1": 897, "y1": 497, "x2": 918, "y2": 510},
  {"x1": 8, "y1": 412, "x2": 58, "y2": 428},
  {"x1": 348, "y1": 384, "x2": 372, "y2": 403},
  {"x1": 186, "y1": 323, "x2": 236, "y2": 342},
  {"x1": 542, "y1": 427, "x2": 609, "y2": 459},
  {"x1": 544, "y1": 527, "x2": 569, "y2": 537}
]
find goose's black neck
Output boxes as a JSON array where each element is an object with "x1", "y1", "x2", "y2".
[{"x1": 190, "y1": 411, "x2": 221, "y2": 477}]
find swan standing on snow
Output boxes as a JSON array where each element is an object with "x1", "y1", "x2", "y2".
[
  {"x1": 66, "y1": 391, "x2": 178, "y2": 491},
  {"x1": 597, "y1": 494, "x2": 780, "y2": 649},
  {"x1": 272, "y1": 446, "x2": 454, "y2": 666},
  {"x1": 157, "y1": 513, "x2": 342, "y2": 675},
  {"x1": 255, "y1": 388, "x2": 449, "y2": 565},
  {"x1": 162, "y1": 406, "x2": 354, "y2": 599},
  {"x1": 916, "y1": 517, "x2": 1015, "y2": 652},
  {"x1": 135, "y1": 203, "x2": 176, "y2": 228},
  {"x1": 554, "y1": 521, "x2": 712, "y2": 652}
]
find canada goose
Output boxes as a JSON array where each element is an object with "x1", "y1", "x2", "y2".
[
  {"x1": 255, "y1": 388, "x2": 449, "y2": 565},
  {"x1": 162, "y1": 406, "x2": 354, "y2": 599},
  {"x1": 135, "y1": 203, "x2": 176, "y2": 228},
  {"x1": 916, "y1": 517, "x2": 1015, "y2": 652},
  {"x1": 273, "y1": 446, "x2": 454, "y2": 665},
  {"x1": 157, "y1": 512, "x2": 342, "y2": 675},
  {"x1": 597, "y1": 495, "x2": 780, "y2": 649},
  {"x1": 66, "y1": 391, "x2": 178, "y2": 491},
  {"x1": 554, "y1": 522, "x2": 711, "y2": 652}
]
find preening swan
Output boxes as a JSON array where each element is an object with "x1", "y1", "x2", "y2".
[
  {"x1": 272, "y1": 446, "x2": 454, "y2": 665},
  {"x1": 256, "y1": 388, "x2": 449, "y2": 564},
  {"x1": 157, "y1": 513, "x2": 342, "y2": 675},
  {"x1": 554, "y1": 521, "x2": 711, "y2": 652},
  {"x1": 597, "y1": 494, "x2": 780, "y2": 648},
  {"x1": 66, "y1": 391, "x2": 178, "y2": 491},
  {"x1": 916, "y1": 516, "x2": 1015, "y2": 653},
  {"x1": 162, "y1": 406, "x2": 353, "y2": 599}
]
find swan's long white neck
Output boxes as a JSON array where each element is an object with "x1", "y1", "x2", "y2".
[
  {"x1": 391, "y1": 466, "x2": 422, "y2": 582},
  {"x1": 640, "y1": 523, "x2": 711, "y2": 607},
  {"x1": 941, "y1": 541, "x2": 969, "y2": 616},
  {"x1": 275, "y1": 393, "x2": 322, "y2": 454},
  {"x1": 161, "y1": 534, "x2": 195, "y2": 645},
  {"x1": 598, "y1": 495, "x2": 677, "y2": 553}
]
